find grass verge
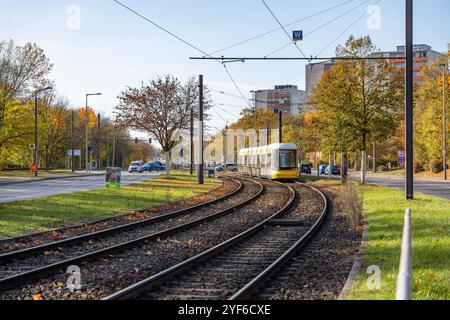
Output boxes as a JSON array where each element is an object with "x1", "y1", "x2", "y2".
[
  {"x1": 345, "y1": 185, "x2": 449, "y2": 300},
  {"x1": 0, "y1": 171, "x2": 219, "y2": 238}
]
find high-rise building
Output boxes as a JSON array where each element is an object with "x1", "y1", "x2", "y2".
[
  {"x1": 373, "y1": 44, "x2": 443, "y2": 85},
  {"x1": 305, "y1": 44, "x2": 443, "y2": 100},
  {"x1": 252, "y1": 85, "x2": 306, "y2": 116}
]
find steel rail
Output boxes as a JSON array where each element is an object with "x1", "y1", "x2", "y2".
[
  {"x1": 0, "y1": 178, "x2": 242, "y2": 263},
  {"x1": 230, "y1": 182, "x2": 329, "y2": 300},
  {"x1": 103, "y1": 180, "x2": 296, "y2": 300},
  {"x1": 0, "y1": 177, "x2": 230, "y2": 245},
  {"x1": 0, "y1": 179, "x2": 265, "y2": 290}
]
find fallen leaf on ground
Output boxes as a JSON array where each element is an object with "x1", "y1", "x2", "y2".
[{"x1": 32, "y1": 293, "x2": 43, "y2": 300}]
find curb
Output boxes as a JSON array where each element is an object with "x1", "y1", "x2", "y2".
[
  {"x1": 338, "y1": 215, "x2": 369, "y2": 300},
  {"x1": 0, "y1": 173, "x2": 104, "y2": 186}
]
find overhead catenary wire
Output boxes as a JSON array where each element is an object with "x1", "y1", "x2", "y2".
[
  {"x1": 264, "y1": 0, "x2": 371, "y2": 58},
  {"x1": 112, "y1": 0, "x2": 253, "y2": 113},
  {"x1": 212, "y1": 88, "x2": 302, "y2": 107},
  {"x1": 208, "y1": 0, "x2": 356, "y2": 56},
  {"x1": 316, "y1": 0, "x2": 383, "y2": 57},
  {"x1": 260, "y1": 0, "x2": 308, "y2": 59},
  {"x1": 211, "y1": 105, "x2": 231, "y2": 124}
]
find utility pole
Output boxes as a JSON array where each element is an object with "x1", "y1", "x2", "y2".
[
  {"x1": 33, "y1": 86, "x2": 52, "y2": 177},
  {"x1": 278, "y1": 111, "x2": 283, "y2": 144},
  {"x1": 266, "y1": 123, "x2": 270, "y2": 145},
  {"x1": 97, "y1": 114, "x2": 101, "y2": 171},
  {"x1": 405, "y1": 0, "x2": 414, "y2": 200},
  {"x1": 85, "y1": 96, "x2": 89, "y2": 172},
  {"x1": 85, "y1": 93, "x2": 102, "y2": 172},
  {"x1": 190, "y1": 107, "x2": 194, "y2": 175},
  {"x1": 441, "y1": 63, "x2": 448, "y2": 181},
  {"x1": 225, "y1": 125, "x2": 229, "y2": 171},
  {"x1": 198, "y1": 75, "x2": 204, "y2": 185},
  {"x1": 71, "y1": 110, "x2": 75, "y2": 173},
  {"x1": 112, "y1": 133, "x2": 116, "y2": 167},
  {"x1": 106, "y1": 133, "x2": 110, "y2": 168},
  {"x1": 34, "y1": 95, "x2": 38, "y2": 177},
  {"x1": 373, "y1": 138, "x2": 377, "y2": 173}
]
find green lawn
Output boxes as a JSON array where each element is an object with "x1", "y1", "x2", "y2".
[
  {"x1": 345, "y1": 186, "x2": 450, "y2": 300},
  {"x1": 0, "y1": 171, "x2": 219, "y2": 238},
  {"x1": 374, "y1": 169, "x2": 406, "y2": 175}
]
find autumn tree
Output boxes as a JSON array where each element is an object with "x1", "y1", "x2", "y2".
[
  {"x1": 415, "y1": 49, "x2": 450, "y2": 173},
  {"x1": 0, "y1": 40, "x2": 53, "y2": 153},
  {"x1": 115, "y1": 75, "x2": 211, "y2": 178},
  {"x1": 311, "y1": 36, "x2": 403, "y2": 183}
]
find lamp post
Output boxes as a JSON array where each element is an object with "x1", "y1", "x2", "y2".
[
  {"x1": 85, "y1": 93, "x2": 102, "y2": 172},
  {"x1": 34, "y1": 86, "x2": 53, "y2": 177},
  {"x1": 440, "y1": 63, "x2": 448, "y2": 180}
]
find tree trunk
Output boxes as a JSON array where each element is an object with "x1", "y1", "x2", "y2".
[
  {"x1": 165, "y1": 151, "x2": 171, "y2": 179},
  {"x1": 341, "y1": 153, "x2": 348, "y2": 184},
  {"x1": 361, "y1": 150, "x2": 367, "y2": 184},
  {"x1": 329, "y1": 153, "x2": 333, "y2": 179}
]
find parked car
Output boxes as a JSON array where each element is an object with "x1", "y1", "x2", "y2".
[
  {"x1": 319, "y1": 165, "x2": 328, "y2": 175},
  {"x1": 325, "y1": 165, "x2": 341, "y2": 176},
  {"x1": 299, "y1": 163, "x2": 312, "y2": 175},
  {"x1": 215, "y1": 164, "x2": 238, "y2": 172},
  {"x1": 143, "y1": 162, "x2": 162, "y2": 172},
  {"x1": 155, "y1": 161, "x2": 166, "y2": 170},
  {"x1": 128, "y1": 161, "x2": 144, "y2": 173}
]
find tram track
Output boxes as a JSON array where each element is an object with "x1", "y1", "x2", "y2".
[
  {"x1": 0, "y1": 177, "x2": 264, "y2": 291},
  {"x1": 102, "y1": 182, "x2": 328, "y2": 301}
]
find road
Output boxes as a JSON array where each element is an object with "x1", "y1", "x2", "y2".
[
  {"x1": 0, "y1": 172, "x2": 160, "y2": 203},
  {"x1": 350, "y1": 173, "x2": 450, "y2": 200}
]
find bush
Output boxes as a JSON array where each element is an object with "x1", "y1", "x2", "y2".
[
  {"x1": 429, "y1": 160, "x2": 443, "y2": 174},
  {"x1": 414, "y1": 161, "x2": 425, "y2": 173},
  {"x1": 336, "y1": 183, "x2": 364, "y2": 228},
  {"x1": 377, "y1": 165, "x2": 387, "y2": 172}
]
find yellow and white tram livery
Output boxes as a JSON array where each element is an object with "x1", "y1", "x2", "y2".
[{"x1": 238, "y1": 143, "x2": 299, "y2": 181}]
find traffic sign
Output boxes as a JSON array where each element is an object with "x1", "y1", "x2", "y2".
[
  {"x1": 67, "y1": 149, "x2": 81, "y2": 157},
  {"x1": 293, "y1": 30, "x2": 303, "y2": 42},
  {"x1": 29, "y1": 144, "x2": 36, "y2": 150}
]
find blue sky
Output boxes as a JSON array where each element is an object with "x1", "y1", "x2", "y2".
[{"x1": 1, "y1": 0, "x2": 449, "y2": 135}]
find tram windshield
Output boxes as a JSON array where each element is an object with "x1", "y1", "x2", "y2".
[{"x1": 279, "y1": 150, "x2": 297, "y2": 169}]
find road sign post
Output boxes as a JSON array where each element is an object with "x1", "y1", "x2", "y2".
[{"x1": 105, "y1": 167, "x2": 122, "y2": 189}]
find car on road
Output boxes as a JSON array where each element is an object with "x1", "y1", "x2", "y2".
[
  {"x1": 215, "y1": 164, "x2": 238, "y2": 172},
  {"x1": 325, "y1": 165, "x2": 341, "y2": 176},
  {"x1": 143, "y1": 162, "x2": 162, "y2": 172},
  {"x1": 319, "y1": 165, "x2": 328, "y2": 175},
  {"x1": 299, "y1": 163, "x2": 312, "y2": 175},
  {"x1": 128, "y1": 161, "x2": 144, "y2": 173},
  {"x1": 154, "y1": 161, "x2": 166, "y2": 170}
]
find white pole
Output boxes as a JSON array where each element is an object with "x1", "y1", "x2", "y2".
[{"x1": 396, "y1": 208, "x2": 413, "y2": 300}]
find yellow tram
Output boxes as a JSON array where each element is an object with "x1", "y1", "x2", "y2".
[{"x1": 238, "y1": 143, "x2": 299, "y2": 181}]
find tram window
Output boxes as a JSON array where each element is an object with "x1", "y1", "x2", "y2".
[
  {"x1": 279, "y1": 150, "x2": 296, "y2": 168},
  {"x1": 267, "y1": 153, "x2": 272, "y2": 167}
]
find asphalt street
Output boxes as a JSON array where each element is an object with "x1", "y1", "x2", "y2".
[
  {"x1": 0, "y1": 172, "x2": 160, "y2": 203},
  {"x1": 351, "y1": 173, "x2": 450, "y2": 200}
]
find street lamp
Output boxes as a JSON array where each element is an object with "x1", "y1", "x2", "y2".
[
  {"x1": 33, "y1": 86, "x2": 53, "y2": 177},
  {"x1": 85, "y1": 93, "x2": 102, "y2": 172},
  {"x1": 440, "y1": 63, "x2": 448, "y2": 180}
]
